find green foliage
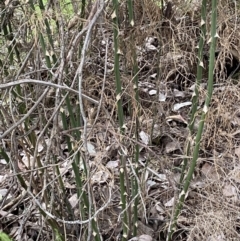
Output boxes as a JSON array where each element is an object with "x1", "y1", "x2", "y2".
[
  {"x1": 60, "y1": 0, "x2": 75, "y2": 17},
  {"x1": 0, "y1": 232, "x2": 12, "y2": 241},
  {"x1": 0, "y1": 149, "x2": 10, "y2": 164},
  {"x1": 54, "y1": 229, "x2": 63, "y2": 241}
]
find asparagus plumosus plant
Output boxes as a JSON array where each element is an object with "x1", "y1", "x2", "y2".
[
  {"x1": 167, "y1": 0, "x2": 218, "y2": 240},
  {"x1": 112, "y1": 0, "x2": 129, "y2": 239}
]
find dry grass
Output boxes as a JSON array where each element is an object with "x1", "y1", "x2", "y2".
[{"x1": 1, "y1": 0, "x2": 240, "y2": 240}]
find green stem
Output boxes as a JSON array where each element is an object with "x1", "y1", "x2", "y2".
[
  {"x1": 167, "y1": 0, "x2": 218, "y2": 240},
  {"x1": 180, "y1": 0, "x2": 207, "y2": 185}
]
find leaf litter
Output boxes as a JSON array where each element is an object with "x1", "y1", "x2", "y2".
[{"x1": 1, "y1": 1, "x2": 240, "y2": 240}]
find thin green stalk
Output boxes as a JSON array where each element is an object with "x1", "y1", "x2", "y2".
[
  {"x1": 56, "y1": 164, "x2": 75, "y2": 220},
  {"x1": 127, "y1": 0, "x2": 134, "y2": 26},
  {"x1": 65, "y1": 95, "x2": 81, "y2": 139},
  {"x1": 112, "y1": 0, "x2": 124, "y2": 130},
  {"x1": 28, "y1": 0, "x2": 35, "y2": 10},
  {"x1": 81, "y1": 0, "x2": 86, "y2": 19},
  {"x1": 38, "y1": 209, "x2": 64, "y2": 240},
  {"x1": 189, "y1": 1, "x2": 207, "y2": 133},
  {"x1": 112, "y1": 0, "x2": 128, "y2": 239},
  {"x1": 39, "y1": 33, "x2": 51, "y2": 68},
  {"x1": 127, "y1": 0, "x2": 140, "y2": 236},
  {"x1": 0, "y1": 148, "x2": 10, "y2": 163},
  {"x1": 37, "y1": 0, "x2": 57, "y2": 64},
  {"x1": 133, "y1": 132, "x2": 140, "y2": 237},
  {"x1": 119, "y1": 165, "x2": 128, "y2": 240},
  {"x1": 167, "y1": 0, "x2": 218, "y2": 240},
  {"x1": 180, "y1": 0, "x2": 207, "y2": 185},
  {"x1": 77, "y1": 1, "x2": 86, "y2": 58},
  {"x1": 91, "y1": 218, "x2": 102, "y2": 241},
  {"x1": 61, "y1": 103, "x2": 101, "y2": 241},
  {"x1": 60, "y1": 110, "x2": 88, "y2": 216}
]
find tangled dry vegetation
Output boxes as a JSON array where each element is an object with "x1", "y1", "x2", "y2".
[{"x1": 1, "y1": 0, "x2": 240, "y2": 240}]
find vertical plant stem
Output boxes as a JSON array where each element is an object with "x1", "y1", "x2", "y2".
[
  {"x1": 180, "y1": 0, "x2": 207, "y2": 185},
  {"x1": 112, "y1": 0, "x2": 124, "y2": 130},
  {"x1": 60, "y1": 110, "x2": 88, "y2": 220},
  {"x1": 112, "y1": 0, "x2": 128, "y2": 239},
  {"x1": 127, "y1": 0, "x2": 140, "y2": 236},
  {"x1": 167, "y1": 0, "x2": 218, "y2": 240}
]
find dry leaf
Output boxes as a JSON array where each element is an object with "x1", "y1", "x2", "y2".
[
  {"x1": 173, "y1": 101, "x2": 192, "y2": 111},
  {"x1": 128, "y1": 237, "x2": 138, "y2": 241},
  {"x1": 201, "y1": 163, "x2": 219, "y2": 181},
  {"x1": 165, "y1": 197, "x2": 174, "y2": 207},
  {"x1": 137, "y1": 220, "x2": 154, "y2": 237},
  {"x1": 159, "y1": 92, "x2": 167, "y2": 101},
  {"x1": 173, "y1": 89, "x2": 185, "y2": 97},
  {"x1": 166, "y1": 114, "x2": 188, "y2": 124},
  {"x1": 139, "y1": 235, "x2": 152, "y2": 241},
  {"x1": 165, "y1": 141, "x2": 179, "y2": 153},
  {"x1": 0, "y1": 175, "x2": 6, "y2": 183},
  {"x1": 106, "y1": 160, "x2": 120, "y2": 169},
  {"x1": 140, "y1": 131, "x2": 150, "y2": 145},
  {"x1": 68, "y1": 15, "x2": 80, "y2": 30},
  {"x1": 69, "y1": 193, "x2": 78, "y2": 208},
  {"x1": 0, "y1": 189, "x2": 8, "y2": 201},
  {"x1": 222, "y1": 183, "x2": 238, "y2": 202},
  {"x1": 0, "y1": 159, "x2": 7, "y2": 164},
  {"x1": 91, "y1": 170, "x2": 109, "y2": 184},
  {"x1": 149, "y1": 89, "x2": 157, "y2": 95}
]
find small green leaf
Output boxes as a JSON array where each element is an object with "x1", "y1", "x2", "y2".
[{"x1": 0, "y1": 232, "x2": 12, "y2": 241}]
